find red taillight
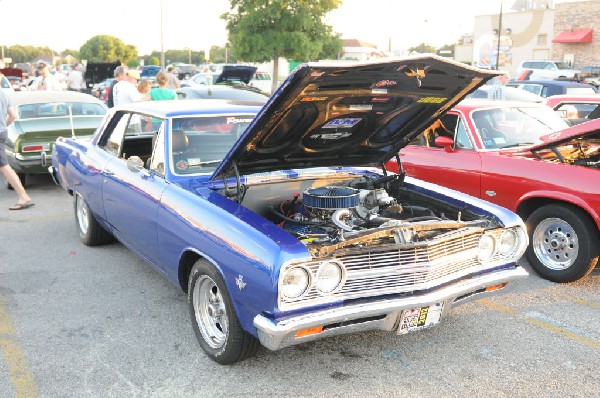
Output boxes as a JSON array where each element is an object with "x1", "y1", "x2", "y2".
[{"x1": 22, "y1": 145, "x2": 45, "y2": 153}]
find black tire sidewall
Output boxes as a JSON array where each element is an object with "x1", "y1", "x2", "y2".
[
  {"x1": 526, "y1": 204, "x2": 599, "y2": 282},
  {"x1": 188, "y1": 260, "x2": 243, "y2": 365}
]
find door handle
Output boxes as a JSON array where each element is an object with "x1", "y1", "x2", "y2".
[{"x1": 102, "y1": 169, "x2": 114, "y2": 176}]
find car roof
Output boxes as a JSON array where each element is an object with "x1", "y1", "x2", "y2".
[
  {"x1": 510, "y1": 80, "x2": 593, "y2": 87},
  {"x1": 9, "y1": 91, "x2": 106, "y2": 106},
  {"x1": 453, "y1": 98, "x2": 546, "y2": 111},
  {"x1": 110, "y1": 98, "x2": 264, "y2": 118}
]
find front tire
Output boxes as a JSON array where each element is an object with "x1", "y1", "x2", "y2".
[
  {"x1": 75, "y1": 193, "x2": 113, "y2": 246},
  {"x1": 188, "y1": 259, "x2": 259, "y2": 365},
  {"x1": 526, "y1": 204, "x2": 599, "y2": 282}
]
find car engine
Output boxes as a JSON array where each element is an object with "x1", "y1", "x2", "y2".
[{"x1": 267, "y1": 175, "x2": 492, "y2": 257}]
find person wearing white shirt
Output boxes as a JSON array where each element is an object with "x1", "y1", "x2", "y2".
[
  {"x1": 67, "y1": 65, "x2": 84, "y2": 92},
  {"x1": 30, "y1": 65, "x2": 62, "y2": 91},
  {"x1": 113, "y1": 69, "x2": 143, "y2": 132}
]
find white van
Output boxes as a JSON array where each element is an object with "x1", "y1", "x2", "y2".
[{"x1": 516, "y1": 60, "x2": 580, "y2": 80}]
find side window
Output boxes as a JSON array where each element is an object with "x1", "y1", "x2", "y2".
[
  {"x1": 454, "y1": 119, "x2": 474, "y2": 150},
  {"x1": 101, "y1": 113, "x2": 128, "y2": 156},
  {"x1": 149, "y1": 127, "x2": 165, "y2": 175}
]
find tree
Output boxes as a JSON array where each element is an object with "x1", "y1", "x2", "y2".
[
  {"x1": 222, "y1": 0, "x2": 343, "y2": 91},
  {"x1": 209, "y1": 45, "x2": 236, "y2": 64},
  {"x1": 79, "y1": 35, "x2": 138, "y2": 63},
  {"x1": 408, "y1": 43, "x2": 437, "y2": 54}
]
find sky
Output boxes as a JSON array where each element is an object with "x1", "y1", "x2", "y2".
[{"x1": 0, "y1": 0, "x2": 580, "y2": 57}]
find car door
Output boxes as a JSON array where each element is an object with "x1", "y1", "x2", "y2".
[
  {"x1": 399, "y1": 113, "x2": 483, "y2": 198},
  {"x1": 100, "y1": 112, "x2": 169, "y2": 265}
]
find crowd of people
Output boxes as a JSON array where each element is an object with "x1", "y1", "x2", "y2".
[{"x1": 26, "y1": 63, "x2": 85, "y2": 92}]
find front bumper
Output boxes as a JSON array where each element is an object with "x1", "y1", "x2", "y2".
[{"x1": 254, "y1": 266, "x2": 528, "y2": 351}]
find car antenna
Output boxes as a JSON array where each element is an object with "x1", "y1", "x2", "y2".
[{"x1": 68, "y1": 104, "x2": 76, "y2": 138}]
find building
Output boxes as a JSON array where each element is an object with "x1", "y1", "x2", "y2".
[
  {"x1": 470, "y1": 0, "x2": 600, "y2": 75},
  {"x1": 340, "y1": 39, "x2": 386, "y2": 61}
]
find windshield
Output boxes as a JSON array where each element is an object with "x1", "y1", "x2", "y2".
[
  {"x1": 16, "y1": 102, "x2": 107, "y2": 119},
  {"x1": 471, "y1": 106, "x2": 569, "y2": 149},
  {"x1": 555, "y1": 62, "x2": 573, "y2": 70},
  {"x1": 170, "y1": 114, "x2": 256, "y2": 175}
]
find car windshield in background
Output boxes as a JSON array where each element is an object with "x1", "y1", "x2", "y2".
[
  {"x1": 17, "y1": 102, "x2": 107, "y2": 119},
  {"x1": 555, "y1": 62, "x2": 574, "y2": 70},
  {"x1": 141, "y1": 66, "x2": 161, "y2": 78},
  {"x1": 472, "y1": 106, "x2": 569, "y2": 150},
  {"x1": 170, "y1": 114, "x2": 256, "y2": 175}
]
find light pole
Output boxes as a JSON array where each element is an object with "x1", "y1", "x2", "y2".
[
  {"x1": 160, "y1": 0, "x2": 165, "y2": 69},
  {"x1": 495, "y1": 1, "x2": 503, "y2": 70}
]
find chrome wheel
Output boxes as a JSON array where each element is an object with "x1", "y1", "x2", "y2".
[
  {"x1": 532, "y1": 217, "x2": 578, "y2": 271},
  {"x1": 192, "y1": 275, "x2": 228, "y2": 349},
  {"x1": 76, "y1": 194, "x2": 89, "y2": 235}
]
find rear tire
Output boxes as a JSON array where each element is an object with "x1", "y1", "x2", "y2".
[
  {"x1": 526, "y1": 204, "x2": 599, "y2": 282},
  {"x1": 74, "y1": 193, "x2": 113, "y2": 246},
  {"x1": 188, "y1": 259, "x2": 259, "y2": 364}
]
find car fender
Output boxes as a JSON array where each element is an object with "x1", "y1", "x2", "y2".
[{"x1": 516, "y1": 190, "x2": 600, "y2": 230}]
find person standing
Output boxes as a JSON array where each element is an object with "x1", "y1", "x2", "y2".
[
  {"x1": 488, "y1": 71, "x2": 509, "y2": 100},
  {"x1": 165, "y1": 66, "x2": 180, "y2": 90},
  {"x1": 150, "y1": 72, "x2": 177, "y2": 101},
  {"x1": 107, "y1": 65, "x2": 128, "y2": 108},
  {"x1": 113, "y1": 69, "x2": 143, "y2": 132},
  {"x1": 0, "y1": 87, "x2": 34, "y2": 210},
  {"x1": 67, "y1": 64, "x2": 84, "y2": 92},
  {"x1": 30, "y1": 64, "x2": 62, "y2": 91}
]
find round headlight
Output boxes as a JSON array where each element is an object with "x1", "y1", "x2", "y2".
[
  {"x1": 498, "y1": 229, "x2": 518, "y2": 257},
  {"x1": 316, "y1": 261, "x2": 344, "y2": 293},
  {"x1": 478, "y1": 234, "x2": 496, "y2": 262},
  {"x1": 281, "y1": 267, "x2": 310, "y2": 299}
]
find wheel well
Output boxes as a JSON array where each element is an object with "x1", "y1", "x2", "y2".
[
  {"x1": 178, "y1": 250, "x2": 201, "y2": 293},
  {"x1": 517, "y1": 198, "x2": 599, "y2": 238}
]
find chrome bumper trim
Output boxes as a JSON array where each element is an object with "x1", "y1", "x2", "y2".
[{"x1": 254, "y1": 267, "x2": 528, "y2": 351}]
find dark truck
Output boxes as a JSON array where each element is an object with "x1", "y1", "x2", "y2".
[{"x1": 83, "y1": 61, "x2": 120, "y2": 93}]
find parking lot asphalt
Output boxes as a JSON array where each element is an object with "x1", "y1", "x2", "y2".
[{"x1": 1, "y1": 175, "x2": 599, "y2": 397}]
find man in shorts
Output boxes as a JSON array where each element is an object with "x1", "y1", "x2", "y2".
[{"x1": 0, "y1": 86, "x2": 34, "y2": 210}]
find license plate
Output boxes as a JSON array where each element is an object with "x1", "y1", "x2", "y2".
[{"x1": 397, "y1": 303, "x2": 444, "y2": 335}]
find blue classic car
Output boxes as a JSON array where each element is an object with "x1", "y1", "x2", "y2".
[{"x1": 51, "y1": 56, "x2": 529, "y2": 364}]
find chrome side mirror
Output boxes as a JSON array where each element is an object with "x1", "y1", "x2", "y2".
[{"x1": 127, "y1": 156, "x2": 145, "y2": 172}]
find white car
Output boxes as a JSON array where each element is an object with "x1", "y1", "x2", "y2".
[{"x1": 516, "y1": 60, "x2": 580, "y2": 80}]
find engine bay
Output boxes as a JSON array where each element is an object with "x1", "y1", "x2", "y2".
[
  {"x1": 239, "y1": 173, "x2": 497, "y2": 258},
  {"x1": 535, "y1": 133, "x2": 600, "y2": 169}
]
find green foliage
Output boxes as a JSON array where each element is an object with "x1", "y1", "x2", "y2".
[
  {"x1": 79, "y1": 35, "x2": 138, "y2": 63},
  {"x1": 209, "y1": 45, "x2": 236, "y2": 64},
  {"x1": 222, "y1": 0, "x2": 343, "y2": 63},
  {"x1": 127, "y1": 59, "x2": 140, "y2": 67},
  {"x1": 3, "y1": 45, "x2": 54, "y2": 64},
  {"x1": 408, "y1": 43, "x2": 437, "y2": 54},
  {"x1": 147, "y1": 56, "x2": 160, "y2": 66},
  {"x1": 144, "y1": 50, "x2": 207, "y2": 65}
]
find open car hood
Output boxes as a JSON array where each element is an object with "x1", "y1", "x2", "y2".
[
  {"x1": 212, "y1": 55, "x2": 498, "y2": 180},
  {"x1": 216, "y1": 65, "x2": 258, "y2": 85},
  {"x1": 528, "y1": 118, "x2": 600, "y2": 152}
]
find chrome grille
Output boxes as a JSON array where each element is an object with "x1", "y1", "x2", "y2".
[{"x1": 281, "y1": 228, "x2": 506, "y2": 308}]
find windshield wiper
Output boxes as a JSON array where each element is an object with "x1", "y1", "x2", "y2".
[{"x1": 500, "y1": 143, "x2": 535, "y2": 149}]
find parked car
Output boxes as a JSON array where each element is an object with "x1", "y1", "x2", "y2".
[
  {"x1": 91, "y1": 78, "x2": 115, "y2": 104},
  {"x1": 176, "y1": 85, "x2": 268, "y2": 102},
  {"x1": 467, "y1": 85, "x2": 543, "y2": 102},
  {"x1": 508, "y1": 80, "x2": 596, "y2": 98},
  {"x1": 516, "y1": 60, "x2": 581, "y2": 80},
  {"x1": 544, "y1": 94, "x2": 600, "y2": 125},
  {"x1": 385, "y1": 98, "x2": 600, "y2": 283},
  {"x1": 140, "y1": 65, "x2": 161, "y2": 82},
  {"x1": 173, "y1": 64, "x2": 197, "y2": 80},
  {"x1": 50, "y1": 56, "x2": 529, "y2": 364},
  {"x1": 181, "y1": 72, "x2": 221, "y2": 88},
  {"x1": 579, "y1": 65, "x2": 600, "y2": 87},
  {"x1": 5, "y1": 91, "x2": 107, "y2": 188}
]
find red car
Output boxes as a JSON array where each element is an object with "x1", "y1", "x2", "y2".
[
  {"x1": 543, "y1": 94, "x2": 600, "y2": 125},
  {"x1": 386, "y1": 99, "x2": 600, "y2": 283}
]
